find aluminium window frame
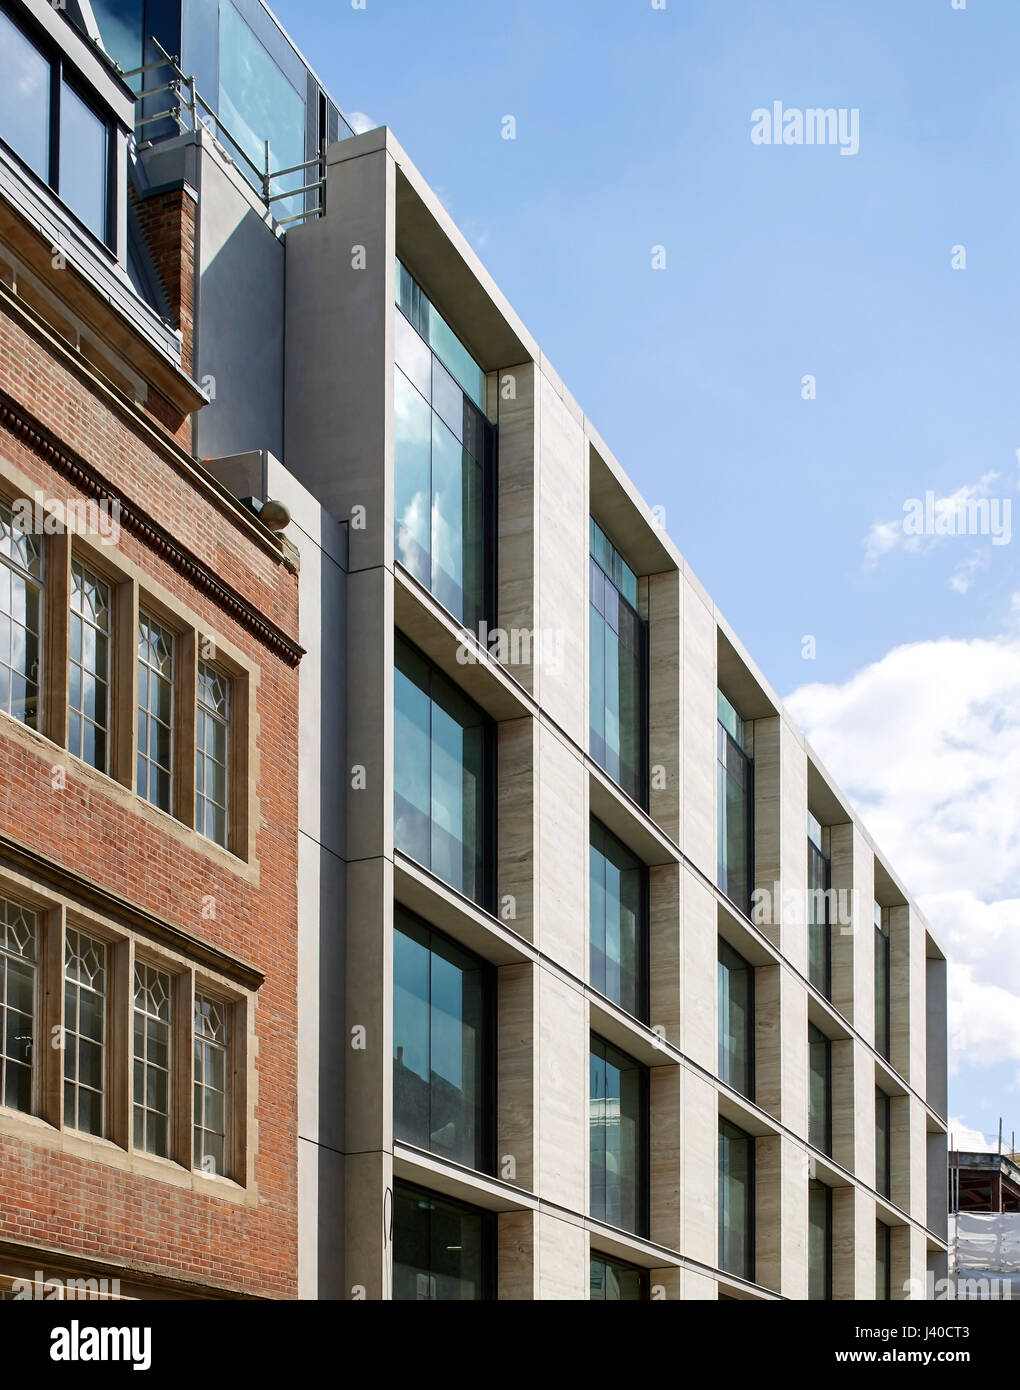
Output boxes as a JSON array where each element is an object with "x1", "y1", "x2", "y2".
[
  {"x1": 0, "y1": 0, "x2": 118, "y2": 254},
  {"x1": 392, "y1": 903, "x2": 498, "y2": 1177}
]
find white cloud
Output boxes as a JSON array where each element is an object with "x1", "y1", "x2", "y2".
[
  {"x1": 784, "y1": 627, "x2": 1020, "y2": 1086},
  {"x1": 347, "y1": 111, "x2": 378, "y2": 135},
  {"x1": 948, "y1": 1116, "x2": 1000, "y2": 1151},
  {"x1": 949, "y1": 551, "x2": 989, "y2": 594}
]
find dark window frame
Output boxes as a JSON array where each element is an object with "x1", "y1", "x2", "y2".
[
  {"x1": 588, "y1": 523, "x2": 649, "y2": 810},
  {"x1": 717, "y1": 716, "x2": 754, "y2": 917},
  {"x1": 875, "y1": 1085, "x2": 891, "y2": 1199},
  {"x1": 718, "y1": 936, "x2": 755, "y2": 1102},
  {"x1": 589, "y1": 1251, "x2": 650, "y2": 1301},
  {"x1": 393, "y1": 264, "x2": 499, "y2": 634},
  {"x1": 808, "y1": 1022, "x2": 833, "y2": 1157},
  {"x1": 588, "y1": 815, "x2": 650, "y2": 1024},
  {"x1": 391, "y1": 1179, "x2": 497, "y2": 1302},
  {"x1": 392, "y1": 904, "x2": 497, "y2": 1177},
  {"x1": 393, "y1": 631, "x2": 498, "y2": 913},
  {"x1": 718, "y1": 1116, "x2": 755, "y2": 1282},
  {"x1": 808, "y1": 1178, "x2": 833, "y2": 1300},
  {"x1": 876, "y1": 1219, "x2": 892, "y2": 1300},
  {"x1": 588, "y1": 1032, "x2": 650, "y2": 1239},
  {"x1": 0, "y1": 0, "x2": 118, "y2": 253},
  {"x1": 807, "y1": 835, "x2": 832, "y2": 998}
]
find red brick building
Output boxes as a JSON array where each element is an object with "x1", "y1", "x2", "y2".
[{"x1": 0, "y1": 0, "x2": 302, "y2": 1300}]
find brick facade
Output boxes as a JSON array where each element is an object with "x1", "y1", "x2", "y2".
[{"x1": 0, "y1": 248, "x2": 301, "y2": 1297}]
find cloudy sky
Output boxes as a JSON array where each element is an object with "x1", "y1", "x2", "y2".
[{"x1": 273, "y1": 0, "x2": 1020, "y2": 1142}]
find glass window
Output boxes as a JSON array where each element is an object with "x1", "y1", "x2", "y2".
[
  {"x1": 63, "y1": 928, "x2": 106, "y2": 1136},
  {"x1": 876, "y1": 1220, "x2": 891, "y2": 1299},
  {"x1": 218, "y1": 0, "x2": 305, "y2": 218},
  {"x1": 196, "y1": 662, "x2": 230, "y2": 847},
  {"x1": 0, "y1": 500, "x2": 43, "y2": 729},
  {"x1": 718, "y1": 1118, "x2": 754, "y2": 1280},
  {"x1": 69, "y1": 560, "x2": 111, "y2": 772},
  {"x1": 396, "y1": 259, "x2": 486, "y2": 411},
  {"x1": 0, "y1": 9, "x2": 50, "y2": 181},
  {"x1": 90, "y1": 0, "x2": 144, "y2": 75},
  {"x1": 590, "y1": 1254, "x2": 648, "y2": 1300},
  {"x1": 193, "y1": 992, "x2": 228, "y2": 1175},
  {"x1": 394, "y1": 265, "x2": 493, "y2": 631},
  {"x1": 808, "y1": 1023, "x2": 832, "y2": 1155},
  {"x1": 392, "y1": 1182, "x2": 494, "y2": 1301},
  {"x1": 808, "y1": 1179, "x2": 832, "y2": 1300},
  {"x1": 589, "y1": 1035, "x2": 648, "y2": 1237},
  {"x1": 718, "y1": 938, "x2": 753, "y2": 1099},
  {"x1": 0, "y1": 896, "x2": 37, "y2": 1114},
  {"x1": 393, "y1": 910, "x2": 491, "y2": 1171},
  {"x1": 59, "y1": 80, "x2": 108, "y2": 243},
  {"x1": 876, "y1": 1086, "x2": 891, "y2": 1199},
  {"x1": 874, "y1": 902, "x2": 890, "y2": 1060},
  {"x1": 807, "y1": 823, "x2": 831, "y2": 996},
  {"x1": 137, "y1": 614, "x2": 174, "y2": 813},
  {"x1": 717, "y1": 692, "x2": 752, "y2": 915},
  {"x1": 394, "y1": 636, "x2": 492, "y2": 907},
  {"x1": 589, "y1": 818, "x2": 647, "y2": 1020},
  {"x1": 590, "y1": 519, "x2": 646, "y2": 806},
  {"x1": 133, "y1": 963, "x2": 170, "y2": 1157}
]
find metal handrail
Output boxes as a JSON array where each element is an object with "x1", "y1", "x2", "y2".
[{"x1": 119, "y1": 39, "x2": 325, "y2": 227}]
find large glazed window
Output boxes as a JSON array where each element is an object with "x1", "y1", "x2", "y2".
[
  {"x1": 589, "y1": 519, "x2": 647, "y2": 806},
  {"x1": 808, "y1": 1023, "x2": 832, "y2": 1155},
  {"x1": 394, "y1": 636, "x2": 493, "y2": 907},
  {"x1": 0, "y1": 10, "x2": 113, "y2": 247},
  {"x1": 59, "y1": 78, "x2": 109, "y2": 243},
  {"x1": 196, "y1": 662, "x2": 230, "y2": 848},
  {"x1": 589, "y1": 817, "x2": 647, "y2": 1020},
  {"x1": 137, "y1": 613, "x2": 174, "y2": 813},
  {"x1": 590, "y1": 1254, "x2": 648, "y2": 1300},
  {"x1": 392, "y1": 1182, "x2": 494, "y2": 1301},
  {"x1": 589, "y1": 1034, "x2": 648, "y2": 1237},
  {"x1": 90, "y1": 0, "x2": 144, "y2": 75},
  {"x1": 0, "y1": 897, "x2": 37, "y2": 1114},
  {"x1": 717, "y1": 691, "x2": 752, "y2": 915},
  {"x1": 132, "y1": 962, "x2": 170, "y2": 1157},
  {"x1": 193, "y1": 992, "x2": 228, "y2": 1176},
  {"x1": 218, "y1": 0, "x2": 306, "y2": 218},
  {"x1": 807, "y1": 813, "x2": 831, "y2": 996},
  {"x1": 875, "y1": 1085, "x2": 891, "y2": 1199},
  {"x1": 0, "y1": 501, "x2": 43, "y2": 730},
  {"x1": 393, "y1": 910, "x2": 492, "y2": 1172},
  {"x1": 394, "y1": 260, "x2": 494, "y2": 632},
  {"x1": 718, "y1": 938, "x2": 753, "y2": 1100},
  {"x1": 0, "y1": 9, "x2": 50, "y2": 180},
  {"x1": 808, "y1": 1179, "x2": 832, "y2": 1300},
  {"x1": 718, "y1": 1118, "x2": 754, "y2": 1280},
  {"x1": 874, "y1": 902, "x2": 891, "y2": 1061}
]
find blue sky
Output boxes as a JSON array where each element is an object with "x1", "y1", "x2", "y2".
[{"x1": 272, "y1": 0, "x2": 1020, "y2": 1145}]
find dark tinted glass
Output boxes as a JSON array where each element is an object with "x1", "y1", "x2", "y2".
[
  {"x1": 589, "y1": 526, "x2": 646, "y2": 805},
  {"x1": 875, "y1": 1086, "x2": 891, "y2": 1198},
  {"x1": 392, "y1": 1183, "x2": 492, "y2": 1300},
  {"x1": 719, "y1": 1118, "x2": 754, "y2": 1279},
  {"x1": 393, "y1": 910, "x2": 490, "y2": 1171},
  {"x1": 590, "y1": 1036, "x2": 647, "y2": 1236},
  {"x1": 60, "y1": 81, "x2": 108, "y2": 242},
  {"x1": 808, "y1": 1179, "x2": 832, "y2": 1300},
  {"x1": 808, "y1": 839, "x2": 831, "y2": 995},
  {"x1": 808, "y1": 1024, "x2": 831, "y2": 1154},
  {"x1": 718, "y1": 939, "x2": 753, "y2": 1099},
  {"x1": 589, "y1": 818, "x2": 646, "y2": 1019},
  {"x1": 393, "y1": 637, "x2": 491, "y2": 906},
  {"x1": 718, "y1": 723, "x2": 752, "y2": 914},
  {"x1": 590, "y1": 1255, "x2": 648, "y2": 1300}
]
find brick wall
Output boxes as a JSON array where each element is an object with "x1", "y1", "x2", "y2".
[
  {"x1": 132, "y1": 184, "x2": 198, "y2": 452},
  {"x1": 0, "y1": 294, "x2": 301, "y2": 1299}
]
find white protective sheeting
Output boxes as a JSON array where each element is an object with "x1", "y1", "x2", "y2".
[{"x1": 951, "y1": 1212, "x2": 1020, "y2": 1275}]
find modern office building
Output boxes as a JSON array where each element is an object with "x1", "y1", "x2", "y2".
[{"x1": 0, "y1": 0, "x2": 949, "y2": 1300}]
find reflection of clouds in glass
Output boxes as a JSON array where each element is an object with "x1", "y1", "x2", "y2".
[{"x1": 397, "y1": 493, "x2": 427, "y2": 569}]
